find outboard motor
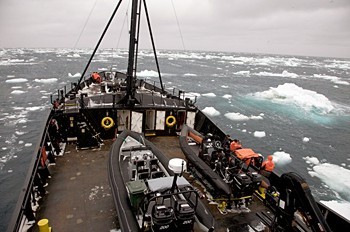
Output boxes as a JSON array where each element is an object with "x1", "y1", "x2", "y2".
[
  {"x1": 232, "y1": 173, "x2": 252, "y2": 198},
  {"x1": 247, "y1": 172, "x2": 262, "y2": 194},
  {"x1": 151, "y1": 205, "x2": 174, "y2": 232},
  {"x1": 174, "y1": 200, "x2": 195, "y2": 231},
  {"x1": 199, "y1": 135, "x2": 214, "y2": 162}
]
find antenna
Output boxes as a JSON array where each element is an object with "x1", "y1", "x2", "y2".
[{"x1": 168, "y1": 158, "x2": 187, "y2": 192}]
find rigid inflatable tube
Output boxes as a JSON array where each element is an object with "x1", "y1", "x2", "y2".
[
  {"x1": 108, "y1": 130, "x2": 140, "y2": 232},
  {"x1": 180, "y1": 125, "x2": 231, "y2": 196}
]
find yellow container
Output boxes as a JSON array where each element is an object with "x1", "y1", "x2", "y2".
[{"x1": 37, "y1": 219, "x2": 51, "y2": 232}]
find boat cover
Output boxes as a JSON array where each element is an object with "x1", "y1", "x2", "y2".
[
  {"x1": 147, "y1": 176, "x2": 190, "y2": 192},
  {"x1": 235, "y1": 148, "x2": 259, "y2": 160},
  {"x1": 120, "y1": 135, "x2": 143, "y2": 150}
]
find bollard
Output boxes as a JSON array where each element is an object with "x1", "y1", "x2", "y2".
[
  {"x1": 37, "y1": 218, "x2": 52, "y2": 232},
  {"x1": 217, "y1": 201, "x2": 228, "y2": 215},
  {"x1": 258, "y1": 186, "x2": 266, "y2": 198}
]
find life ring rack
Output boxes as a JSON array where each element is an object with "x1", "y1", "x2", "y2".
[
  {"x1": 101, "y1": 117, "x2": 114, "y2": 129},
  {"x1": 214, "y1": 140, "x2": 222, "y2": 148},
  {"x1": 166, "y1": 115, "x2": 176, "y2": 127}
]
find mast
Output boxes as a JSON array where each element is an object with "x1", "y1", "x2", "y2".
[
  {"x1": 126, "y1": 0, "x2": 140, "y2": 99},
  {"x1": 125, "y1": 0, "x2": 164, "y2": 101}
]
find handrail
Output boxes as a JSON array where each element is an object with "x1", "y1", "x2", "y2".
[
  {"x1": 52, "y1": 70, "x2": 198, "y2": 110},
  {"x1": 7, "y1": 110, "x2": 52, "y2": 232},
  {"x1": 139, "y1": 78, "x2": 198, "y2": 102},
  {"x1": 60, "y1": 74, "x2": 197, "y2": 109}
]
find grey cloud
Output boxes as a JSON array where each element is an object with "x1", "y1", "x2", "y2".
[{"x1": 1, "y1": 0, "x2": 349, "y2": 58}]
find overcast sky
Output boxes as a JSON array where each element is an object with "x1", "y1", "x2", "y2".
[{"x1": 1, "y1": 0, "x2": 349, "y2": 58}]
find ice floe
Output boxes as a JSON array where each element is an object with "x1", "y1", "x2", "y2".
[
  {"x1": 304, "y1": 156, "x2": 350, "y2": 202},
  {"x1": 11, "y1": 90, "x2": 25, "y2": 94},
  {"x1": 253, "y1": 83, "x2": 334, "y2": 114},
  {"x1": 271, "y1": 150, "x2": 292, "y2": 166},
  {"x1": 255, "y1": 70, "x2": 299, "y2": 78},
  {"x1": 26, "y1": 106, "x2": 46, "y2": 111},
  {"x1": 253, "y1": 131, "x2": 266, "y2": 138},
  {"x1": 15, "y1": 131, "x2": 26, "y2": 136},
  {"x1": 222, "y1": 94, "x2": 232, "y2": 99},
  {"x1": 313, "y1": 74, "x2": 349, "y2": 85},
  {"x1": 137, "y1": 69, "x2": 159, "y2": 77},
  {"x1": 183, "y1": 92, "x2": 200, "y2": 101},
  {"x1": 202, "y1": 107, "x2": 220, "y2": 117},
  {"x1": 202, "y1": 93, "x2": 216, "y2": 97},
  {"x1": 34, "y1": 78, "x2": 58, "y2": 83},
  {"x1": 224, "y1": 112, "x2": 263, "y2": 121},
  {"x1": 184, "y1": 73, "x2": 197, "y2": 77},
  {"x1": 5, "y1": 78, "x2": 28, "y2": 83},
  {"x1": 321, "y1": 200, "x2": 350, "y2": 221},
  {"x1": 68, "y1": 72, "x2": 81, "y2": 78},
  {"x1": 233, "y1": 70, "x2": 250, "y2": 76}
]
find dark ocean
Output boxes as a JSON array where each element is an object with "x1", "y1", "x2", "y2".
[{"x1": 1, "y1": 48, "x2": 349, "y2": 231}]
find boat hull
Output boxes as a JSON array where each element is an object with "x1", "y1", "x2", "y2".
[
  {"x1": 108, "y1": 130, "x2": 215, "y2": 232},
  {"x1": 179, "y1": 125, "x2": 231, "y2": 197}
]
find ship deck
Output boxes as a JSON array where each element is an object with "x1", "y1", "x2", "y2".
[
  {"x1": 33, "y1": 140, "x2": 117, "y2": 232},
  {"x1": 34, "y1": 136, "x2": 269, "y2": 232}
]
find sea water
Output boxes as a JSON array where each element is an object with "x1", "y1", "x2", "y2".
[{"x1": 0, "y1": 48, "x2": 350, "y2": 230}]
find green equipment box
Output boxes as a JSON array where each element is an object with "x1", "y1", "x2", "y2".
[{"x1": 126, "y1": 180, "x2": 147, "y2": 209}]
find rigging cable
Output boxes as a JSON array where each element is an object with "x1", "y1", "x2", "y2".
[
  {"x1": 76, "y1": 0, "x2": 123, "y2": 91},
  {"x1": 171, "y1": 0, "x2": 190, "y2": 100},
  {"x1": 110, "y1": 0, "x2": 130, "y2": 72},
  {"x1": 73, "y1": 0, "x2": 98, "y2": 49},
  {"x1": 143, "y1": 0, "x2": 164, "y2": 92},
  {"x1": 55, "y1": 0, "x2": 98, "y2": 100},
  {"x1": 171, "y1": 0, "x2": 186, "y2": 51},
  {"x1": 116, "y1": 3, "x2": 130, "y2": 50}
]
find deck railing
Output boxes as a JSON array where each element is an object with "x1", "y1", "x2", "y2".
[
  {"x1": 7, "y1": 110, "x2": 52, "y2": 232},
  {"x1": 51, "y1": 74, "x2": 198, "y2": 110}
]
